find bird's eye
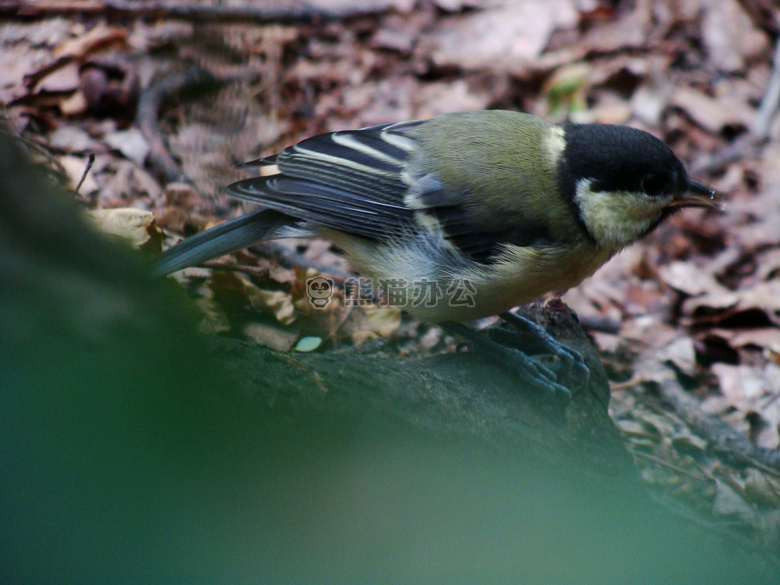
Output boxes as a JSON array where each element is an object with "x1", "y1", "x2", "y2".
[{"x1": 640, "y1": 174, "x2": 668, "y2": 196}]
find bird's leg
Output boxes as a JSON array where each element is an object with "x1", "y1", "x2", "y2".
[
  {"x1": 440, "y1": 321, "x2": 572, "y2": 403},
  {"x1": 497, "y1": 309, "x2": 590, "y2": 389}
]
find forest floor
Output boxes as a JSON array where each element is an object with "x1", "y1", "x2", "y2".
[{"x1": 4, "y1": 0, "x2": 780, "y2": 556}]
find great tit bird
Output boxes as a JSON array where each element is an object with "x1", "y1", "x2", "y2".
[{"x1": 153, "y1": 109, "x2": 718, "y2": 326}]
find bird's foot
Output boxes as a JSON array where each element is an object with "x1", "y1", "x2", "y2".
[
  {"x1": 442, "y1": 321, "x2": 573, "y2": 404},
  {"x1": 496, "y1": 310, "x2": 590, "y2": 391}
]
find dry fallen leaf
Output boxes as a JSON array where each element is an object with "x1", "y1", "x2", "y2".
[
  {"x1": 710, "y1": 363, "x2": 767, "y2": 411},
  {"x1": 657, "y1": 337, "x2": 699, "y2": 377},
  {"x1": 671, "y1": 87, "x2": 753, "y2": 133},
  {"x1": 631, "y1": 74, "x2": 674, "y2": 126},
  {"x1": 425, "y1": 0, "x2": 578, "y2": 70},
  {"x1": 701, "y1": 0, "x2": 770, "y2": 72},
  {"x1": 87, "y1": 208, "x2": 164, "y2": 252},
  {"x1": 658, "y1": 260, "x2": 732, "y2": 297},
  {"x1": 208, "y1": 270, "x2": 297, "y2": 326},
  {"x1": 245, "y1": 288, "x2": 297, "y2": 326},
  {"x1": 712, "y1": 328, "x2": 780, "y2": 354},
  {"x1": 743, "y1": 468, "x2": 780, "y2": 509},
  {"x1": 104, "y1": 128, "x2": 150, "y2": 165},
  {"x1": 712, "y1": 478, "x2": 757, "y2": 522},
  {"x1": 53, "y1": 23, "x2": 128, "y2": 59},
  {"x1": 58, "y1": 90, "x2": 88, "y2": 117},
  {"x1": 195, "y1": 297, "x2": 231, "y2": 335},
  {"x1": 97, "y1": 159, "x2": 162, "y2": 208},
  {"x1": 47, "y1": 125, "x2": 107, "y2": 154},
  {"x1": 340, "y1": 303, "x2": 402, "y2": 345},
  {"x1": 580, "y1": 0, "x2": 651, "y2": 53},
  {"x1": 33, "y1": 61, "x2": 80, "y2": 93}
]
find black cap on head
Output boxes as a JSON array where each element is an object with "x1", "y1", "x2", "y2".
[{"x1": 558, "y1": 123, "x2": 690, "y2": 202}]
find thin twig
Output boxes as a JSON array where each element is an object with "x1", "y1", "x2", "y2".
[
  {"x1": 2, "y1": 0, "x2": 394, "y2": 23},
  {"x1": 269, "y1": 352, "x2": 328, "y2": 393},
  {"x1": 609, "y1": 373, "x2": 646, "y2": 392},
  {"x1": 752, "y1": 34, "x2": 780, "y2": 140},
  {"x1": 75, "y1": 152, "x2": 95, "y2": 194},
  {"x1": 644, "y1": 362, "x2": 780, "y2": 472},
  {"x1": 690, "y1": 37, "x2": 780, "y2": 176},
  {"x1": 134, "y1": 65, "x2": 264, "y2": 185},
  {"x1": 631, "y1": 449, "x2": 712, "y2": 482},
  {"x1": 134, "y1": 65, "x2": 218, "y2": 184}
]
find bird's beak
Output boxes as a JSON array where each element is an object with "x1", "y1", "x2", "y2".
[{"x1": 669, "y1": 181, "x2": 722, "y2": 209}]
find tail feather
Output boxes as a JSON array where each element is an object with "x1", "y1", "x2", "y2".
[{"x1": 152, "y1": 209, "x2": 287, "y2": 277}]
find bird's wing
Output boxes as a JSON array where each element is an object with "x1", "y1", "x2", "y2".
[
  {"x1": 226, "y1": 122, "x2": 420, "y2": 240},
  {"x1": 227, "y1": 117, "x2": 556, "y2": 262}
]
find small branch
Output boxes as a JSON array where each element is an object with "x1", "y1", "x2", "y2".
[
  {"x1": 647, "y1": 364, "x2": 780, "y2": 472},
  {"x1": 752, "y1": 34, "x2": 780, "y2": 140},
  {"x1": 134, "y1": 65, "x2": 218, "y2": 185},
  {"x1": 690, "y1": 35, "x2": 780, "y2": 176},
  {"x1": 631, "y1": 449, "x2": 711, "y2": 482},
  {"x1": 268, "y1": 352, "x2": 329, "y2": 393},
  {"x1": 75, "y1": 153, "x2": 95, "y2": 194},
  {"x1": 1, "y1": 0, "x2": 394, "y2": 24}
]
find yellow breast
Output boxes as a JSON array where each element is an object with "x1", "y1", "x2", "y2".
[{"x1": 326, "y1": 229, "x2": 618, "y2": 323}]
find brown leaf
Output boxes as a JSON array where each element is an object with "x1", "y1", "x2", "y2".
[
  {"x1": 711, "y1": 363, "x2": 765, "y2": 410},
  {"x1": 755, "y1": 248, "x2": 780, "y2": 282},
  {"x1": 340, "y1": 304, "x2": 402, "y2": 345},
  {"x1": 717, "y1": 328, "x2": 780, "y2": 353},
  {"x1": 53, "y1": 23, "x2": 128, "y2": 60},
  {"x1": 33, "y1": 61, "x2": 80, "y2": 93},
  {"x1": 701, "y1": 0, "x2": 770, "y2": 72},
  {"x1": 620, "y1": 316, "x2": 679, "y2": 349},
  {"x1": 413, "y1": 79, "x2": 494, "y2": 119},
  {"x1": 87, "y1": 208, "x2": 163, "y2": 252},
  {"x1": 244, "y1": 288, "x2": 297, "y2": 326},
  {"x1": 631, "y1": 77, "x2": 674, "y2": 126},
  {"x1": 47, "y1": 125, "x2": 107, "y2": 154},
  {"x1": 743, "y1": 468, "x2": 780, "y2": 509},
  {"x1": 209, "y1": 271, "x2": 297, "y2": 326},
  {"x1": 580, "y1": 0, "x2": 652, "y2": 53},
  {"x1": 680, "y1": 289, "x2": 740, "y2": 314},
  {"x1": 58, "y1": 90, "x2": 88, "y2": 116},
  {"x1": 195, "y1": 297, "x2": 231, "y2": 335},
  {"x1": 658, "y1": 337, "x2": 698, "y2": 377},
  {"x1": 104, "y1": 128, "x2": 150, "y2": 165},
  {"x1": 658, "y1": 261, "x2": 732, "y2": 297},
  {"x1": 97, "y1": 160, "x2": 162, "y2": 209},
  {"x1": 712, "y1": 478, "x2": 757, "y2": 522},
  {"x1": 671, "y1": 87, "x2": 753, "y2": 133},
  {"x1": 425, "y1": 0, "x2": 578, "y2": 70}
]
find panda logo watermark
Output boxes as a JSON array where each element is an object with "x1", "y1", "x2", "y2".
[
  {"x1": 305, "y1": 275, "x2": 477, "y2": 310},
  {"x1": 306, "y1": 276, "x2": 335, "y2": 309}
]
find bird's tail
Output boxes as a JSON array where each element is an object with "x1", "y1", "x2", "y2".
[{"x1": 151, "y1": 209, "x2": 287, "y2": 277}]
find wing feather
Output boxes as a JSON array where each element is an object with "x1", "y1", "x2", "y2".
[
  {"x1": 225, "y1": 115, "x2": 555, "y2": 263},
  {"x1": 225, "y1": 122, "x2": 421, "y2": 240}
]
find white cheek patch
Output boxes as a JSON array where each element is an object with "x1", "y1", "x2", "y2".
[{"x1": 575, "y1": 179, "x2": 672, "y2": 249}]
